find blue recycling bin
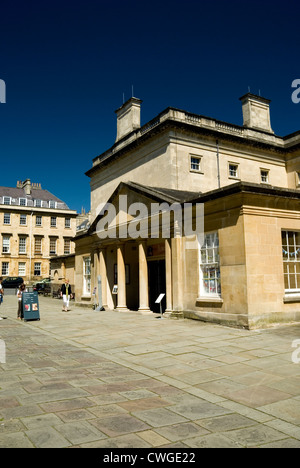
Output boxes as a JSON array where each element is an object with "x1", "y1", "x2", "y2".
[{"x1": 22, "y1": 292, "x2": 40, "y2": 321}]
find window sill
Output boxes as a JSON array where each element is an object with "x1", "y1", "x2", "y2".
[
  {"x1": 283, "y1": 294, "x2": 300, "y2": 303},
  {"x1": 190, "y1": 170, "x2": 204, "y2": 175},
  {"x1": 196, "y1": 296, "x2": 223, "y2": 304}
]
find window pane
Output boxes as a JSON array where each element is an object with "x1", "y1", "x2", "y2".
[
  {"x1": 34, "y1": 263, "x2": 41, "y2": 276},
  {"x1": 282, "y1": 231, "x2": 300, "y2": 292},
  {"x1": 4, "y1": 213, "x2": 10, "y2": 224},
  {"x1": 19, "y1": 263, "x2": 26, "y2": 275},
  {"x1": 200, "y1": 233, "x2": 221, "y2": 297}
]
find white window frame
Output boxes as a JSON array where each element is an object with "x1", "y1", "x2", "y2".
[
  {"x1": 260, "y1": 169, "x2": 269, "y2": 184},
  {"x1": 19, "y1": 198, "x2": 27, "y2": 206},
  {"x1": 19, "y1": 237, "x2": 27, "y2": 254},
  {"x1": 199, "y1": 232, "x2": 221, "y2": 298},
  {"x1": 2, "y1": 262, "x2": 9, "y2": 276},
  {"x1": 2, "y1": 236, "x2": 10, "y2": 254},
  {"x1": 228, "y1": 162, "x2": 239, "y2": 179},
  {"x1": 49, "y1": 238, "x2": 57, "y2": 255},
  {"x1": 3, "y1": 196, "x2": 11, "y2": 206},
  {"x1": 64, "y1": 239, "x2": 71, "y2": 255},
  {"x1": 49, "y1": 200, "x2": 57, "y2": 209},
  {"x1": 36, "y1": 215, "x2": 42, "y2": 226},
  {"x1": 18, "y1": 262, "x2": 26, "y2": 276},
  {"x1": 190, "y1": 155, "x2": 203, "y2": 173},
  {"x1": 282, "y1": 230, "x2": 300, "y2": 295},
  {"x1": 83, "y1": 257, "x2": 91, "y2": 296},
  {"x1": 34, "y1": 199, "x2": 42, "y2": 207},
  {"x1": 20, "y1": 214, "x2": 27, "y2": 226},
  {"x1": 3, "y1": 213, "x2": 11, "y2": 225},
  {"x1": 34, "y1": 262, "x2": 41, "y2": 276}
]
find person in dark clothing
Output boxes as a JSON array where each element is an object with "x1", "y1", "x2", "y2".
[
  {"x1": 60, "y1": 279, "x2": 73, "y2": 312},
  {"x1": 17, "y1": 283, "x2": 27, "y2": 319}
]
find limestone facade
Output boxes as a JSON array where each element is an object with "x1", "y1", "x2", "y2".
[
  {"x1": 75, "y1": 94, "x2": 300, "y2": 328},
  {"x1": 0, "y1": 179, "x2": 77, "y2": 284}
]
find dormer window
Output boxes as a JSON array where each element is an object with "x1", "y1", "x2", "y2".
[
  {"x1": 49, "y1": 200, "x2": 57, "y2": 209},
  {"x1": 34, "y1": 199, "x2": 42, "y2": 207},
  {"x1": 3, "y1": 196, "x2": 11, "y2": 205},
  {"x1": 19, "y1": 198, "x2": 27, "y2": 206}
]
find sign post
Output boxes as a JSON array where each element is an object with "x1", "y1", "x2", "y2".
[
  {"x1": 155, "y1": 293, "x2": 165, "y2": 319},
  {"x1": 22, "y1": 291, "x2": 40, "y2": 322}
]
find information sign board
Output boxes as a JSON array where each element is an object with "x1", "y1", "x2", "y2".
[{"x1": 22, "y1": 292, "x2": 40, "y2": 321}]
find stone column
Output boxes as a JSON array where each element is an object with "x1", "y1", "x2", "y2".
[
  {"x1": 99, "y1": 248, "x2": 108, "y2": 309},
  {"x1": 116, "y1": 243, "x2": 128, "y2": 311},
  {"x1": 138, "y1": 241, "x2": 151, "y2": 314},
  {"x1": 170, "y1": 236, "x2": 184, "y2": 319},
  {"x1": 164, "y1": 238, "x2": 173, "y2": 316}
]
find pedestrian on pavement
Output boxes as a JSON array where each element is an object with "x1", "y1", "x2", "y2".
[
  {"x1": 17, "y1": 283, "x2": 27, "y2": 320},
  {"x1": 60, "y1": 279, "x2": 73, "y2": 312},
  {"x1": 0, "y1": 277, "x2": 4, "y2": 320}
]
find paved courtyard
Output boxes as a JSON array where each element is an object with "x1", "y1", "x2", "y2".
[{"x1": 0, "y1": 295, "x2": 300, "y2": 448}]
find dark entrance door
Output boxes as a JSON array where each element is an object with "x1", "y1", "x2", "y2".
[{"x1": 148, "y1": 260, "x2": 166, "y2": 313}]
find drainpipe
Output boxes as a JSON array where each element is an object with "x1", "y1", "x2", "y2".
[{"x1": 216, "y1": 139, "x2": 221, "y2": 189}]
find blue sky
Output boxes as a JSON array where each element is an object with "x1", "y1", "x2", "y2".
[{"x1": 0, "y1": 0, "x2": 299, "y2": 213}]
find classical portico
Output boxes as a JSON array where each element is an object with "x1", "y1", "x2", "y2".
[{"x1": 92, "y1": 238, "x2": 173, "y2": 315}]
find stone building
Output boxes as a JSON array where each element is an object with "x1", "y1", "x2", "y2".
[
  {"x1": 74, "y1": 94, "x2": 300, "y2": 328},
  {"x1": 0, "y1": 179, "x2": 77, "y2": 283}
]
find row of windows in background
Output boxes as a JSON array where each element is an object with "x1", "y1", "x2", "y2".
[
  {"x1": 1, "y1": 197, "x2": 58, "y2": 208},
  {"x1": 190, "y1": 156, "x2": 270, "y2": 183},
  {"x1": 201, "y1": 230, "x2": 300, "y2": 297},
  {"x1": 2, "y1": 237, "x2": 72, "y2": 255},
  {"x1": 1, "y1": 261, "x2": 42, "y2": 276},
  {"x1": 2, "y1": 213, "x2": 71, "y2": 227}
]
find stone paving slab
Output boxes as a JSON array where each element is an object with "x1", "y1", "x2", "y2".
[{"x1": 1, "y1": 295, "x2": 300, "y2": 448}]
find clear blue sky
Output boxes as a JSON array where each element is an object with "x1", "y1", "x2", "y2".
[{"x1": 0, "y1": 0, "x2": 299, "y2": 213}]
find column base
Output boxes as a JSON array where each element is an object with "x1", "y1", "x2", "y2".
[
  {"x1": 115, "y1": 307, "x2": 130, "y2": 313},
  {"x1": 163, "y1": 309, "x2": 173, "y2": 318}
]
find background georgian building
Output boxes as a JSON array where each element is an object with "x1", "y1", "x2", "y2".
[
  {"x1": 0, "y1": 179, "x2": 77, "y2": 284},
  {"x1": 74, "y1": 94, "x2": 300, "y2": 328}
]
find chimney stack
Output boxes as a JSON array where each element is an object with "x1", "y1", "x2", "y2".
[
  {"x1": 239, "y1": 93, "x2": 273, "y2": 134},
  {"x1": 115, "y1": 97, "x2": 142, "y2": 142},
  {"x1": 22, "y1": 179, "x2": 32, "y2": 195}
]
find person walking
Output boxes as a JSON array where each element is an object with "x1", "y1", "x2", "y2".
[
  {"x1": 17, "y1": 283, "x2": 27, "y2": 320},
  {"x1": 0, "y1": 277, "x2": 4, "y2": 320},
  {"x1": 60, "y1": 279, "x2": 73, "y2": 312}
]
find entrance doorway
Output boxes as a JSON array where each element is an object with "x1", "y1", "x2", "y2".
[{"x1": 148, "y1": 260, "x2": 166, "y2": 313}]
